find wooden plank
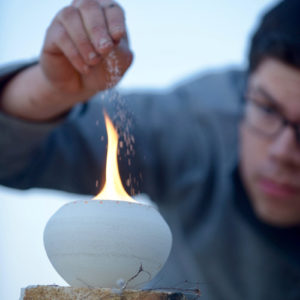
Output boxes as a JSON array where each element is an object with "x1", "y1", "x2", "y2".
[{"x1": 22, "y1": 286, "x2": 186, "y2": 300}]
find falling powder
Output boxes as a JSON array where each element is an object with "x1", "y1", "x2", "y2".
[{"x1": 98, "y1": 50, "x2": 142, "y2": 195}]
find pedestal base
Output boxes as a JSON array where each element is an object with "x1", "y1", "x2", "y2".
[{"x1": 21, "y1": 286, "x2": 186, "y2": 300}]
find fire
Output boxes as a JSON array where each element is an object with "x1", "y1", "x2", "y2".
[{"x1": 94, "y1": 112, "x2": 136, "y2": 202}]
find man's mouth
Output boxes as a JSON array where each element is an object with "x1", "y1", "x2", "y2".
[{"x1": 258, "y1": 178, "x2": 299, "y2": 200}]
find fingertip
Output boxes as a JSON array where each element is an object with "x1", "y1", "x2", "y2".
[
  {"x1": 110, "y1": 26, "x2": 125, "y2": 41},
  {"x1": 88, "y1": 52, "x2": 97, "y2": 60},
  {"x1": 87, "y1": 51, "x2": 102, "y2": 65},
  {"x1": 97, "y1": 38, "x2": 114, "y2": 54}
]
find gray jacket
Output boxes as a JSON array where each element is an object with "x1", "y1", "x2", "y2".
[{"x1": 0, "y1": 62, "x2": 299, "y2": 300}]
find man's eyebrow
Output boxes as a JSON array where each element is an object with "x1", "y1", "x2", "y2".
[{"x1": 248, "y1": 86, "x2": 284, "y2": 111}]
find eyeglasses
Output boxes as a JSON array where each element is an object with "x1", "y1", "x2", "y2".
[{"x1": 244, "y1": 96, "x2": 300, "y2": 145}]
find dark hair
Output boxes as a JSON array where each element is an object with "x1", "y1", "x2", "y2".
[{"x1": 248, "y1": 0, "x2": 300, "y2": 73}]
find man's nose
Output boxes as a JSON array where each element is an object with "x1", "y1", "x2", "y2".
[{"x1": 268, "y1": 126, "x2": 300, "y2": 165}]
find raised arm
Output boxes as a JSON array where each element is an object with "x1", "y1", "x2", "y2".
[{"x1": 0, "y1": 0, "x2": 133, "y2": 121}]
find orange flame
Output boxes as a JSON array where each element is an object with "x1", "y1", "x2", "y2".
[{"x1": 94, "y1": 112, "x2": 136, "y2": 202}]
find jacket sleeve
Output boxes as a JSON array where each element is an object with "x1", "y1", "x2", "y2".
[{"x1": 0, "y1": 61, "x2": 106, "y2": 195}]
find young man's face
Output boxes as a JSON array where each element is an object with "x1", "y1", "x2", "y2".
[{"x1": 240, "y1": 58, "x2": 300, "y2": 227}]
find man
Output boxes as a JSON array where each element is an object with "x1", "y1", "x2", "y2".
[{"x1": 0, "y1": 0, "x2": 300, "y2": 299}]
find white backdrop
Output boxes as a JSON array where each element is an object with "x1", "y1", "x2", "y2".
[{"x1": 0, "y1": 1, "x2": 278, "y2": 299}]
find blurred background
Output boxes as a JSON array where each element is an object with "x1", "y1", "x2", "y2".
[{"x1": 0, "y1": 0, "x2": 278, "y2": 299}]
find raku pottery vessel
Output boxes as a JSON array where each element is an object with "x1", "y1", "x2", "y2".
[{"x1": 44, "y1": 199, "x2": 172, "y2": 288}]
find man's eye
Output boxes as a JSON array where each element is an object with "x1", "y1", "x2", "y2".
[{"x1": 259, "y1": 103, "x2": 276, "y2": 115}]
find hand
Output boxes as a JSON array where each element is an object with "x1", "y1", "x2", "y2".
[
  {"x1": 41, "y1": 0, "x2": 133, "y2": 97},
  {"x1": 0, "y1": 0, "x2": 133, "y2": 121}
]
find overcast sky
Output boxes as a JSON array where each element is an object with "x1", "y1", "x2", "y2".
[
  {"x1": 0, "y1": 0, "x2": 278, "y2": 89},
  {"x1": 0, "y1": 1, "x2": 278, "y2": 299}
]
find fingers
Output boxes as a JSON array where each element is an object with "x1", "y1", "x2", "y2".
[
  {"x1": 73, "y1": 0, "x2": 126, "y2": 49},
  {"x1": 100, "y1": 1, "x2": 126, "y2": 41},
  {"x1": 45, "y1": 0, "x2": 128, "y2": 75},
  {"x1": 74, "y1": 0, "x2": 114, "y2": 54},
  {"x1": 45, "y1": 20, "x2": 90, "y2": 75},
  {"x1": 58, "y1": 6, "x2": 100, "y2": 67}
]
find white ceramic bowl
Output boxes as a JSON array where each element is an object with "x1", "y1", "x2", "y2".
[{"x1": 43, "y1": 199, "x2": 172, "y2": 288}]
